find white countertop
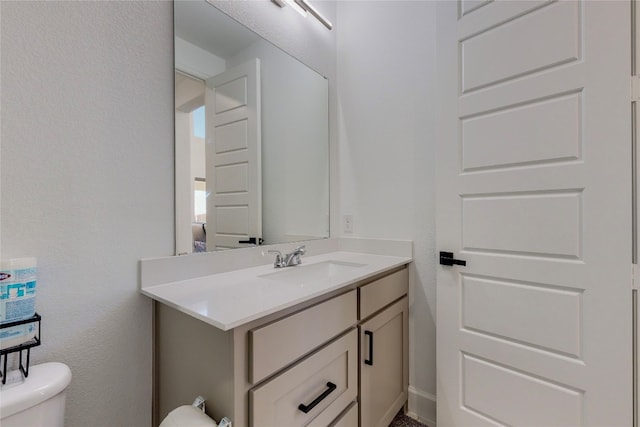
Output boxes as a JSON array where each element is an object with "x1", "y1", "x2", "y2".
[{"x1": 141, "y1": 251, "x2": 412, "y2": 330}]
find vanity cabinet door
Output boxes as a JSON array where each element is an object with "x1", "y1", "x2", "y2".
[{"x1": 360, "y1": 297, "x2": 409, "y2": 427}]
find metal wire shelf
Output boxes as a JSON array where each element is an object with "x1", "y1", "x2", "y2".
[{"x1": 0, "y1": 313, "x2": 41, "y2": 385}]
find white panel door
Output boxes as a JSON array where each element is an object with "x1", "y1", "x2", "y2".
[
  {"x1": 436, "y1": 1, "x2": 632, "y2": 426},
  {"x1": 205, "y1": 59, "x2": 261, "y2": 249}
]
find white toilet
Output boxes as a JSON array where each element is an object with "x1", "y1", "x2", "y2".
[{"x1": 0, "y1": 362, "x2": 72, "y2": 427}]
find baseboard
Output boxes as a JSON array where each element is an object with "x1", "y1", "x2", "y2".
[{"x1": 407, "y1": 385, "x2": 437, "y2": 427}]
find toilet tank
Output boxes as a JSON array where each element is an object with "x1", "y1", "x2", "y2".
[{"x1": 0, "y1": 362, "x2": 72, "y2": 427}]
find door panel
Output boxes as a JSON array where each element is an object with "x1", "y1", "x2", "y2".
[
  {"x1": 462, "y1": 275, "x2": 582, "y2": 357},
  {"x1": 460, "y1": 0, "x2": 491, "y2": 18},
  {"x1": 214, "y1": 76, "x2": 247, "y2": 113},
  {"x1": 461, "y1": 191, "x2": 582, "y2": 257},
  {"x1": 461, "y1": 92, "x2": 581, "y2": 172},
  {"x1": 437, "y1": 1, "x2": 632, "y2": 425},
  {"x1": 214, "y1": 120, "x2": 248, "y2": 153},
  {"x1": 461, "y1": 1, "x2": 580, "y2": 93},
  {"x1": 462, "y1": 354, "x2": 583, "y2": 427}
]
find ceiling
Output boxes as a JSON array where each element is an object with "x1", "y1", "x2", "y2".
[{"x1": 174, "y1": 1, "x2": 261, "y2": 60}]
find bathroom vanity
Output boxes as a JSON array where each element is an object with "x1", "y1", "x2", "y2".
[{"x1": 142, "y1": 245, "x2": 411, "y2": 427}]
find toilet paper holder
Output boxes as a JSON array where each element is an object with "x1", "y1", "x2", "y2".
[
  {"x1": 192, "y1": 396, "x2": 206, "y2": 411},
  {"x1": 191, "y1": 397, "x2": 232, "y2": 427}
]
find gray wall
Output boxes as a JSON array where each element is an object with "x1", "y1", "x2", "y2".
[
  {"x1": 336, "y1": 2, "x2": 438, "y2": 422},
  {"x1": 1, "y1": 2, "x2": 174, "y2": 426}
]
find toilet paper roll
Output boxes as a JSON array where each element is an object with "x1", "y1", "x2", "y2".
[{"x1": 159, "y1": 405, "x2": 218, "y2": 427}]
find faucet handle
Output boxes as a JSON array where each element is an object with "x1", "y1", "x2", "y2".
[
  {"x1": 294, "y1": 245, "x2": 306, "y2": 255},
  {"x1": 268, "y1": 250, "x2": 284, "y2": 267},
  {"x1": 268, "y1": 249, "x2": 283, "y2": 260}
]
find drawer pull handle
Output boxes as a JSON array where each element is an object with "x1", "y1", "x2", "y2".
[
  {"x1": 364, "y1": 330, "x2": 374, "y2": 366},
  {"x1": 297, "y1": 382, "x2": 337, "y2": 414}
]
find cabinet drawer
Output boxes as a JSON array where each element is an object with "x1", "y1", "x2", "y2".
[
  {"x1": 360, "y1": 268, "x2": 408, "y2": 320},
  {"x1": 250, "y1": 290, "x2": 357, "y2": 384},
  {"x1": 250, "y1": 329, "x2": 358, "y2": 427},
  {"x1": 329, "y1": 402, "x2": 358, "y2": 427}
]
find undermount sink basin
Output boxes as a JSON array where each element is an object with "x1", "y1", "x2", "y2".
[{"x1": 259, "y1": 260, "x2": 367, "y2": 283}]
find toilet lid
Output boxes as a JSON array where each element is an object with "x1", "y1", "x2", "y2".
[{"x1": 0, "y1": 362, "x2": 72, "y2": 419}]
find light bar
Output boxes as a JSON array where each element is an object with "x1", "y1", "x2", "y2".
[{"x1": 271, "y1": 0, "x2": 332, "y2": 30}]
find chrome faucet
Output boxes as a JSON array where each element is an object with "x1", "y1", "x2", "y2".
[
  {"x1": 268, "y1": 245, "x2": 306, "y2": 268},
  {"x1": 283, "y1": 245, "x2": 306, "y2": 266}
]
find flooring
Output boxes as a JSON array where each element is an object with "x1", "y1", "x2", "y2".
[{"x1": 388, "y1": 410, "x2": 428, "y2": 427}]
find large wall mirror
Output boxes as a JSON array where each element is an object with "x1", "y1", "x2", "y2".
[{"x1": 175, "y1": 1, "x2": 330, "y2": 254}]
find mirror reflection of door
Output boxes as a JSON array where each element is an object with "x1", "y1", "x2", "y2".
[
  {"x1": 175, "y1": 60, "x2": 263, "y2": 253},
  {"x1": 205, "y1": 59, "x2": 262, "y2": 250}
]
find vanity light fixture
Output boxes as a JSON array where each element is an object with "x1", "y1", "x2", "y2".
[
  {"x1": 282, "y1": 0, "x2": 308, "y2": 17},
  {"x1": 272, "y1": 0, "x2": 333, "y2": 30}
]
